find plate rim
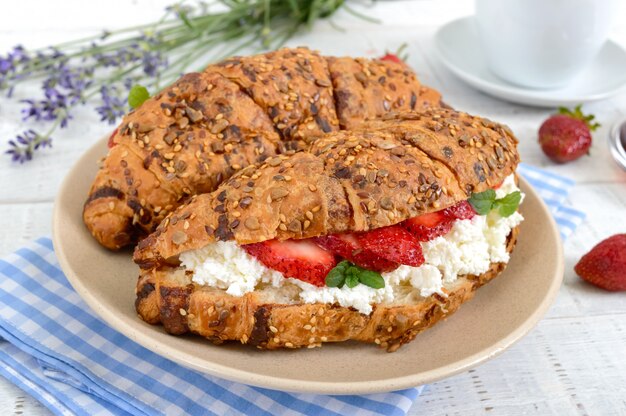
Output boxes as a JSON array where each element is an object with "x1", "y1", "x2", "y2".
[
  {"x1": 53, "y1": 136, "x2": 564, "y2": 395},
  {"x1": 433, "y1": 16, "x2": 626, "y2": 107}
]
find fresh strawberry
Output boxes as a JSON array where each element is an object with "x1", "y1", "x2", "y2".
[
  {"x1": 443, "y1": 200, "x2": 476, "y2": 221},
  {"x1": 575, "y1": 234, "x2": 626, "y2": 291},
  {"x1": 243, "y1": 239, "x2": 337, "y2": 286},
  {"x1": 404, "y1": 201, "x2": 477, "y2": 241},
  {"x1": 107, "y1": 128, "x2": 118, "y2": 148},
  {"x1": 403, "y1": 211, "x2": 452, "y2": 242},
  {"x1": 314, "y1": 234, "x2": 398, "y2": 272},
  {"x1": 380, "y1": 53, "x2": 402, "y2": 64},
  {"x1": 357, "y1": 225, "x2": 424, "y2": 267},
  {"x1": 538, "y1": 105, "x2": 599, "y2": 163}
]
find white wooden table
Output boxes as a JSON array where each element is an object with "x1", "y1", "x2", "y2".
[{"x1": 1, "y1": 1, "x2": 625, "y2": 414}]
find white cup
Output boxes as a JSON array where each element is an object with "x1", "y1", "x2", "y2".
[{"x1": 475, "y1": 0, "x2": 617, "y2": 89}]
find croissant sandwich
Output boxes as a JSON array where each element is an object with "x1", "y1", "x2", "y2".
[
  {"x1": 133, "y1": 108, "x2": 523, "y2": 352},
  {"x1": 84, "y1": 47, "x2": 442, "y2": 250}
]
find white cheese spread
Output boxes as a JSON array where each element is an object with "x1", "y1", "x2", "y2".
[{"x1": 179, "y1": 175, "x2": 524, "y2": 314}]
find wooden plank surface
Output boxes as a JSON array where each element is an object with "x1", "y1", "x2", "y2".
[{"x1": 0, "y1": 1, "x2": 625, "y2": 414}]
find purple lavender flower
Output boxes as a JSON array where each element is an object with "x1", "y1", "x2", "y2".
[
  {"x1": 21, "y1": 88, "x2": 72, "y2": 128},
  {"x1": 96, "y1": 85, "x2": 126, "y2": 124},
  {"x1": 5, "y1": 129, "x2": 52, "y2": 163},
  {"x1": 0, "y1": 45, "x2": 28, "y2": 75},
  {"x1": 43, "y1": 65, "x2": 93, "y2": 105}
]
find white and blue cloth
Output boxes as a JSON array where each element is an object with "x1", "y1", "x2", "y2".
[
  {"x1": 516, "y1": 164, "x2": 585, "y2": 239},
  {"x1": 0, "y1": 164, "x2": 583, "y2": 416}
]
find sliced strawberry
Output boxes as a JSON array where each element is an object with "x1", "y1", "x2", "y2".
[
  {"x1": 443, "y1": 201, "x2": 476, "y2": 221},
  {"x1": 108, "y1": 128, "x2": 118, "y2": 148},
  {"x1": 314, "y1": 234, "x2": 398, "y2": 272},
  {"x1": 357, "y1": 226, "x2": 424, "y2": 267},
  {"x1": 380, "y1": 53, "x2": 402, "y2": 64},
  {"x1": 403, "y1": 211, "x2": 452, "y2": 242},
  {"x1": 243, "y1": 239, "x2": 337, "y2": 286},
  {"x1": 403, "y1": 201, "x2": 476, "y2": 242}
]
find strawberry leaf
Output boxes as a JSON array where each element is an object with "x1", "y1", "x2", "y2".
[{"x1": 558, "y1": 104, "x2": 600, "y2": 131}]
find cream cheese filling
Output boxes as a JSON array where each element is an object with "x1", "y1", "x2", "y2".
[{"x1": 179, "y1": 175, "x2": 523, "y2": 315}]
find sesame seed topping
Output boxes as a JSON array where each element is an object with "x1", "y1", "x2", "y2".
[{"x1": 171, "y1": 231, "x2": 187, "y2": 245}]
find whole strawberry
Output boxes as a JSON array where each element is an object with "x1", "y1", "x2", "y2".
[
  {"x1": 538, "y1": 105, "x2": 599, "y2": 163},
  {"x1": 380, "y1": 53, "x2": 403, "y2": 64},
  {"x1": 380, "y1": 43, "x2": 408, "y2": 64},
  {"x1": 575, "y1": 234, "x2": 626, "y2": 291}
]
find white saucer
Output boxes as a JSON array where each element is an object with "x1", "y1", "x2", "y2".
[{"x1": 434, "y1": 17, "x2": 626, "y2": 107}]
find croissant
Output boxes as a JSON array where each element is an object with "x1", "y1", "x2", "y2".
[
  {"x1": 83, "y1": 47, "x2": 442, "y2": 250},
  {"x1": 133, "y1": 108, "x2": 522, "y2": 352}
]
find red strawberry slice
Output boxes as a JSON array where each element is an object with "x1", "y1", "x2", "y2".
[
  {"x1": 403, "y1": 211, "x2": 452, "y2": 242},
  {"x1": 380, "y1": 53, "x2": 403, "y2": 64},
  {"x1": 243, "y1": 239, "x2": 337, "y2": 286},
  {"x1": 108, "y1": 128, "x2": 118, "y2": 148},
  {"x1": 314, "y1": 234, "x2": 398, "y2": 272},
  {"x1": 404, "y1": 201, "x2": 476, "y2": 242},
  {"x1": 357, "y1": 226, "x2": 424, "y2": 267},
  {"x1": 443, "y1": 201, "x2": 476, "y2": 221}
]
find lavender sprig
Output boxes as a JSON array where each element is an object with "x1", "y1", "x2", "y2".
[
  {"x1": 6, "y1": 129, "x2": 53, "y2": 163},
  {"x1": 2, "y1": 0, "x2": 362, "y2": 163}
]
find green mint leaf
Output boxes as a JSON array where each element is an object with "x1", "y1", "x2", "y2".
[
  {"x1": 358, "y1": 270, "x2": 385, "y2": 289},
  {"x1": 468, "y1": 189, "x2": 496, "y2": 215},
  {"x1": 128, "y1": 85, "x2": 150, "y2": 109},
  {"x1": 345, "y1": 274, "x2": 360, "y2": 288},
  {"x1": 325, "y1": 268, "x2": 346, "y2": 288},
  {"x1": 325, "y1": 261, "x2": 349, "y2": 288},
  {"x1": 494, "y1": 191, "x2": 521, "y2": 217},
  {"x1": 346, "y1": 266, "x2": 360, "y2": 278},
  {"x1": 335, "y1": 260, "x2": 350, "y2": 272}
]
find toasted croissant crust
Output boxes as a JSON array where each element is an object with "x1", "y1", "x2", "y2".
[
  {"x1": 84, "y1": 48, "x2": 441, "y2": 250},
  {"x1": 134, "y1": 227, "x2": 518, "y2": 351},
  {"x1": 133, "y1": 107, "x2": 519, "y2": 269},
  {"x1": 327, "y1": 57, "x2": 440, "y2": 129}
]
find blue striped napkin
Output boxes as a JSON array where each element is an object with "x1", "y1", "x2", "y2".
[
  {"x1": 517, "y1": 163, "x2": 586, "y2": 238},
  {"x1": 0, "y1": 164, "x2": 583, "y2": 416}
]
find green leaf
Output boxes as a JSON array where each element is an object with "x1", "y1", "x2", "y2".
[
  {"x1": 346, "y1": 266, "x2": 360, "y2": 281},
  {"x1": 128, "y1": 85, "x2": 150, "y2": 109},
  {"x1": 178, "y1": 11, "x2": 194, "y2": 30},
  {"x1": 468, "y1": 189, "x2": 496, "y2": 215},
  {"x1": 325, "y1": 260, "x2": 386, "y2": 290},
  {"x1": 494, "y1": 191, "x2": 521, "y2": 217},
  {"x1": 358, "y1": 270, "x2": 385, "y2": 289},
  {"x1": 557, "y1": 104, "x2": 600, "y2": 131},
  {"x1": 325, "y1": 261, "x2": 349, "y2": 288},
  {"x1": 345, "y1": 274, "x2": 360, "y2": 288}
]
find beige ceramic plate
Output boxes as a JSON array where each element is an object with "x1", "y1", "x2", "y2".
[{"x1": 53, "y1": 137, "x2": 563, "y2": 395}]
